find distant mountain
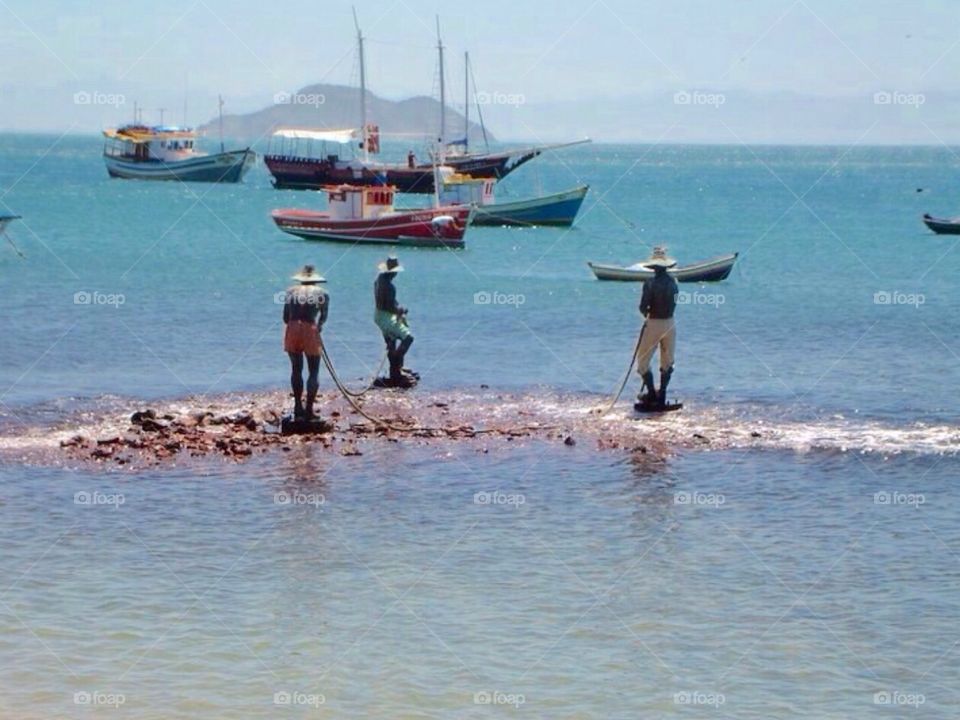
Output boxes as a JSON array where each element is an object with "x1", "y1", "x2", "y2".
[{"x1": 199, "y1": 83, "x2": 494, "y2": 146}]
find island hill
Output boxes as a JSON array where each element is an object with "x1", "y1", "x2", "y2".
[{"x1": 199, "y1": 83, "x2": 494, "y2": 148}]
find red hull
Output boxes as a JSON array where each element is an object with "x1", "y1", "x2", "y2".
[{"x1": 272, "y1": 205, "x2": 472, "y2": 248}]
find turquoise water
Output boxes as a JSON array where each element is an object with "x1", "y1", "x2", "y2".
[{"x1": 1, "y1": 135, "x2": 959, "y2": 717}]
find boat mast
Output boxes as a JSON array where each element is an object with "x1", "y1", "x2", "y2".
[
  {"x1": 353, "y1": 6, "x2": 368, "y2": 162},
  {"x1": 436, "y1": 16, "x2": 446, "y2": 160},
  {"x1": 463, "y1": 51, "x2": 469, "y2": 152},
  {"x1": 218, "y1": 95, "x2": 225, "y2": 152}
]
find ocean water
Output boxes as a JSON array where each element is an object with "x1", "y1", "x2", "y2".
[{"x1": 0, "y1": 135, "x2": 959, "y2": 717}]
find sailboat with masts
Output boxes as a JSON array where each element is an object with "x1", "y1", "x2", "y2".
[{"x1": 263, "y1": 11, "x2": 588, "y2": 193}]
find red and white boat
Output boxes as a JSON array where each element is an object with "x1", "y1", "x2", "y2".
[{"x1": 271, "y1": 184, "x2": 473, "y2": 248}]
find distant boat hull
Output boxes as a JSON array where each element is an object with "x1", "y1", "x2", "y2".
[
  {"x1": 472, "y1": 185, "x2": 589, "y2": 226},
  {"x1": 104, "y1": 149, "x2": 256, "y2": 183},
  {"x1": 271, "y1": 205, "x2": 473, "y2": 248},
  {"x1": 588, "y1": 253, "x2": 739, "y2": 282},
  {"x1": 922, "y1": 213, "x2": 960, "y2": 235}
]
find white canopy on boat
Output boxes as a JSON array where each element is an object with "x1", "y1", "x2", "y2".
[{"x1": 272, "y1": 128, "x2": 359, "y2": 144}]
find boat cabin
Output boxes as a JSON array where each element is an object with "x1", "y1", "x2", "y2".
[
  {"x1": 325, "y1": 185, "x2": 397, "y2": 220},
  {"x1": 102, "y1": 125, "x2": 200, "y2": 163},
  {"x1": 439, "y1": 173, "x2": 495, "y2": 207}
]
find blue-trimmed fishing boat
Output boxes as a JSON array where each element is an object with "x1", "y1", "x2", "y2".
[
  {"x1": 439, "y1": 175, "x2": 589, "y2": 227},
  {"x1": 102, "y1": 125, "x2": 255, "y2": 183}
]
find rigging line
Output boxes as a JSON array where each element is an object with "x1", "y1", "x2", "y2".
[{"x1": 468, "y1": 58, "x2": 490, "y2": 152}]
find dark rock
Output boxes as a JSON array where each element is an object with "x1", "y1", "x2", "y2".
[
  {"x1": 564, "y1": 436, "x2": 576, "y2": 446},
  {"x1": 60, "y1": 435, "x2": 88, "y2": 448},
  {"x1": 139, "y1": 418, "x2": 168, "y2": 432},
  {"x1": 91, "y1": 446, "x2": 114, "y2": 459},
  {"x1": 96, "y1": 436, "x2": 123, "y2": 446},
  {"x1": 131, "y1": 409, "x2": 157, "y2": 424},
  {"x1": 751, "y1": 431, "x2": 762, "y2": 438}
]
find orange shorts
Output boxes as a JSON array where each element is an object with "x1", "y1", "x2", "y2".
[{"x1": 284, "y1": 321, "x2": 321, "y2": 356}]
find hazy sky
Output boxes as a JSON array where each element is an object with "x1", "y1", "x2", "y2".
[{"x1": 2, "y1": 0, "x2": 960, "y2": 143}]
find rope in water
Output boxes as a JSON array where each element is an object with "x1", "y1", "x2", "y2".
[
  {"x1": 320, "y1": 346, "x2": 560, "y2": 436},
  {"x1": 321, "y1": 347, "x2": 415, "y2": 430},
  {"x1": 593, "y1": 330, "x2": 643, "y2": 417},
  {"x1": 331, "y1": 350, "x2": 388, "y2": 398}
]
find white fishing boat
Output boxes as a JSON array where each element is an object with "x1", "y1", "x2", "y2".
[
  {"x1": 588, "y1": 253, "x2": 739, "y2": 282},
  {"x1": 103, "y1": 102, "x2": 255, "y2": 183}
]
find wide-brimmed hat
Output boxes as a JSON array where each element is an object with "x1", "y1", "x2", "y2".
[
  {"x1": 377, "y1": 255, "x2": 404, "y2": 274},
  {"x1": 291, "y1": 264, "x2": 326, "y2": 283},
  {"x1": 642, "y1": 246, "x2": 677, "y2": 269}
]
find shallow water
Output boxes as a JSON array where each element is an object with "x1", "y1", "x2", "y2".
[
  {"x1": 1, "y1": 136, "x2": 959, "y2": 717},
  {"x1": 1, "y1": 449, "x2": 957, "y2": 718}
]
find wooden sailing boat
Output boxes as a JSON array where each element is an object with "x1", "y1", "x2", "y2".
[{"x1": 263, "y1": 11, "x2": 587, "y2": 193}]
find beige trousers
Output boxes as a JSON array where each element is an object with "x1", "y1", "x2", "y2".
[{"x1": 636, "y1": 318, "x2": 676, "y2": 374}]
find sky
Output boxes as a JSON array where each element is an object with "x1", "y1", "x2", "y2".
[{"x1": 1, "y1": 0, "x2": 960, "y2": 143}]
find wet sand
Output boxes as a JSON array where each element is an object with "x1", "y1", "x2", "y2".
[{"x1": 1, "y1": 386, "x2": 956, "y2": 471}]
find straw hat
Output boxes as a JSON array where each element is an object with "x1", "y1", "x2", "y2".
[
  {"x1": 291, "y1": 264, "x2": 326, "y2": 283},
  {"x1": 642, "y1": 246, "x2": 677, "y2": 269},
  {"x1": 377, "y1": 255, "x2": 404, "y2": 274}
]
